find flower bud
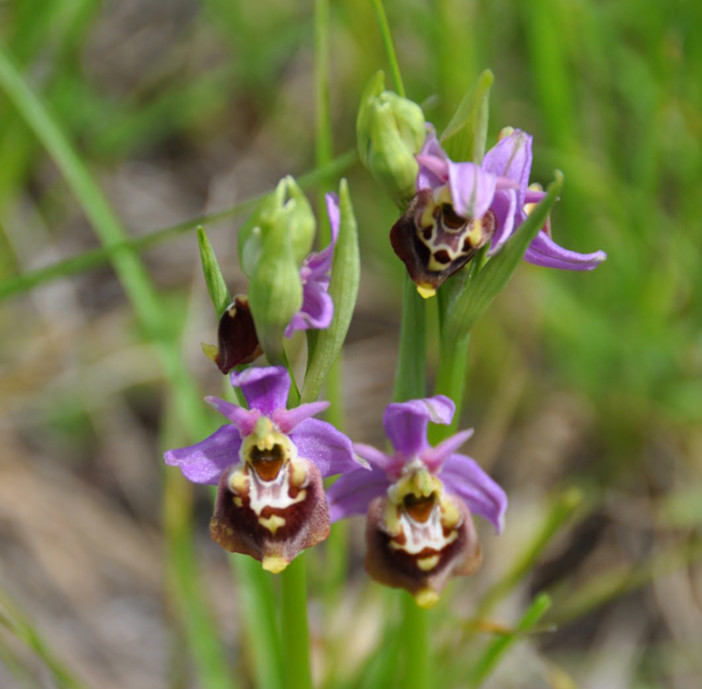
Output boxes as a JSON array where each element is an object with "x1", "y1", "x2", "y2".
[
  {"x1": 357, "y1": 71, "x2": 426, "y2": 207},
  {"x1": 247, "y1": 212, "x2": 304, "y2": 363},
  {"x1": 238, "y1": 176, "x2": 315, "y2": 277}
]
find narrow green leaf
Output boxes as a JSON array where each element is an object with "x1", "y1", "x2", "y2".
[
  {"x1": 441, "y1": 69, "x2": 494, "y2": 163},
  {"x1": 197, "y1": 226, "x2": 231, "y2": 317},
  {"x1": 475, "y1": 487, "x2": 583, "y2": 618},
  {"x1": 301, "y1": 179, "x2": 360, "y2": 402},
  {"x1": 443, "y1": 171, "x2": 564, "y2": 343},
  {"x1": 0, "y1": 150, "x2": 357, "y2": 302},
  {"x1": 0, "y1": 585, "x2": 88, "y2": 689},
  {"x1": 468, "y1": 594, "x2": 552, "y2": 688}
]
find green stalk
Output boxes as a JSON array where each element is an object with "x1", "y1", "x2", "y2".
[
  {"x1": 400, "y1": 594, "x2": 431, "y2": 689},
  {"x1": 393, "y1": 274, "x2": 427, "y2": 402},
  {"x1": 232, "y1": 558, "x2": 284, "y2": 689},
  {"x1": 280, "y1": 556, "x2": 314, "y2": 689},
  {"x1": 370, "y1": 0, "x2": 405, "y2": 97},
  {"x1": 475, "y1": 488, "x2": 583, "y2": 619},
  {"x1": 392, "y1": 277, "x2": 429, "y2": 689},
  {"x1": 468, "y1": 594, "x2": 552, "y2": 688},
  {"x1": 368, "y1": 5, "x2": 430, "y2": 683},
  {"x1": 314, "y1": 0, "x2": 349, "y2": 600},
  {"x1": 0, "y1": 149, "x2": 357, "y2": 302},
  {"x1": 429, "y1": 332, "x2": 470, "y2": 443}
]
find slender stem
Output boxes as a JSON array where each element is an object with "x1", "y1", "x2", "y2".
[
  {"x1": 314, "y1": 0, "x2": 333, "y2": 188},
  {"x1": 280, "y1": 556, "x2": 314, "y2": 689},
  {"x1": 468, "y1": 594, "x2": 552, "y2": 688},
  {"x1": 400, "y1": 594, "x2": 431, "y2": 689},
  {"x1": 370, "y1": 0, "x2": 405, "y2": 97},
  {"x1": 429, "y1": 332, "x2": 470, "y2": 444},
  {"x1": 233, "y1": 557, "x2": 284, "y2": 689},
  {"x1": 393, "y1": 274, "x2": 427, "y2": 402},
  {"x1": 392, "y1": 274, "x2": 429, "y2": 687},
  {"x1": 0, "y1": 149, "x2": 357, "y2": 302}
]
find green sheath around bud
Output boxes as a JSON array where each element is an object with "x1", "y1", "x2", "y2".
[
  {"x1": 238, "y1": 176, "x2": 315, "y2": 277},
  {"x1": 357, "y1": 71, "x2": 426, "y2": 208},
  {"x1": 247, "y1": 212, "x2": 303, "y2": 363}
]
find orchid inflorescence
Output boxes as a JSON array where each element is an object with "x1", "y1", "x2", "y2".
[{"x1": 164, "y1": 72, "x2": 605, "y2": 607}]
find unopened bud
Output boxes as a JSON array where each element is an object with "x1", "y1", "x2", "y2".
[{"x1": 357, "y1": 72, "x2": 426, "y2": 207}]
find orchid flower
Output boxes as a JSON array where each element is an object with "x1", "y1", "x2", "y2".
[
  {"x1": 164, "y1": 366, "x2": 361, "y2": 572},
  {"x1": 326, "y1": 395, "x2": 507, "y2": 606},
  {"x1": 390, "y1": 125, "x2": 607, "y2": 297},
  {"x1": 210, "y1": 194, "x2": 341, "y2": 373}
]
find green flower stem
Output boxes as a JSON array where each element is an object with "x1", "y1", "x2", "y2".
[
  {"x1": 393, "y1": 275, "x2": 429, "y2": 689},
  {"x1": 280, "y1": 555, "x2": 314, "y2": 689},
  {"x1": 370, "y1": 0, "x2": 405, "y2": 97},
  {"x1": 400, "y1": 594, "x2": 431, "y2": 689},
  {"x1": 0, "y1": 45, "x2": 236, "y2": 689},
  {"x1": 393, "y1": 274, "x2": 427, "y2": 402},
  {"x1": 232, "y1": 557, "x2": 284, "y2": 689},
  {"x1": 429, "y1": 332, "x2": 470, "y2": 444},
  {"x1": 371, "y1": 5, "x2": 430, "y2": 681},
  {"x1": 314, "y1": 0, "x2": 350, "y2": 600}
]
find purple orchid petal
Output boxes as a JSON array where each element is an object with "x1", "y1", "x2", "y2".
[
  {"x1": 416, "y1": 126, "x2": 449, "y2": 191},
  {"x1": 164, "y1": 425, "x2": 241, "y2": 485},
  {"x1": 420, "y1": 428, "x2": 474, "y2": 473},
  {"x1": 272, "y1": 401, "x2": 330, "y2": 433},
  {"x1": 383, "y1": 396, "x2": 455, "y2": 457},
  {"x1": 230, "y1": 366, "x2": 290, "y2": 414},
  {"x1": 204, "y1": 396, "x2": 261, "y2": 436},
  {"x1": 525, "y1": 230, "x2": 607, "y2": 271},
  {"x1": 284, "y1": 279, "x2": 334, "y2": 337},
  {"x1": 326, "y1": 466, "x2": 391, "y2": 522},
  {"x1": 354, "y1": 442, "x2": 402, "y2": 475},
  {"x1": 440, "y1": 454, "x2": 507, "y2": 532},
  {"x1": 304, "y1": 193, "x2": 340, "y2": 277},
  {"x1": 290, "y1": 417, "x2": 362, "y2": 478},
  {"x1": 487, "y1": 188, "x2": 517, "y2": 253},
  {"x1": 284, "y1": 193, "x2": 339, "y2": 338},
  {"x1": 448, "y1": 162, "x2": 497, "y2": 220},
  {"x1": 524, "y1": 189, "x2": 547, "y2": 205},
  {"x1": 483, "y1": 130, "x2": 533, "y2": 208}
]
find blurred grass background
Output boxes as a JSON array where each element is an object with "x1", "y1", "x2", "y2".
[{"x1": 1, "y1": 0, "x2": 701, "y2": 687}]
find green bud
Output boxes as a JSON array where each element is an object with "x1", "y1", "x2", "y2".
[
  {"x1": 238, "y1": 176, "x2": 315, "y2": 277},
  {"x1": 357, "y1": 71, "x2": 426, "y2": 208},
  {"x1": 247, "y1": 209, "x2": 303, "y2": 363}
]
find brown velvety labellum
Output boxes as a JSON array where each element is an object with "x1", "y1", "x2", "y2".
[
  {"x1": 209, "y1": 460, "x2": 330, "y2": 566},
  {"x1": 215, "y1": 295, "x2": 262, "y2": 374},
  {"x1": 390, "y1": 190, "x2": 495, "y2": 292},
  {"x1": 364, "y1": 496, "x2": 482, "y2": 598}
]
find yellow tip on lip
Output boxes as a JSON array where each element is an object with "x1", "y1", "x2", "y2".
[
  {"x1": 414, "y1": 588, "x2": 440, "y2": 609},
  {"x1": 416, "y1": 284, "x2": 436, "y2": 299},
  {"x1": 201, "y1": 342, "x2": 218, "y2": 362},
  {"x1": 261, "y1": 555, "x2": 289, "y2": 574}
]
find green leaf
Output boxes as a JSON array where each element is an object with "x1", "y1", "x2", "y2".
[
  {"x1": 468, "y1": 593, "x2": 552, "y2": 688},
  {"x1": 301, "y1": 179, "x2": 360, "y2": 402},
  {"x1": 197, "y1": 226, "x2": 231, "y2": 317},
  {"x1": 443, "y1": 170, "x2": 564, "y2": 343},
  {"x1": 440, "y1": 69, "x2": 494, "y2": 163}
]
